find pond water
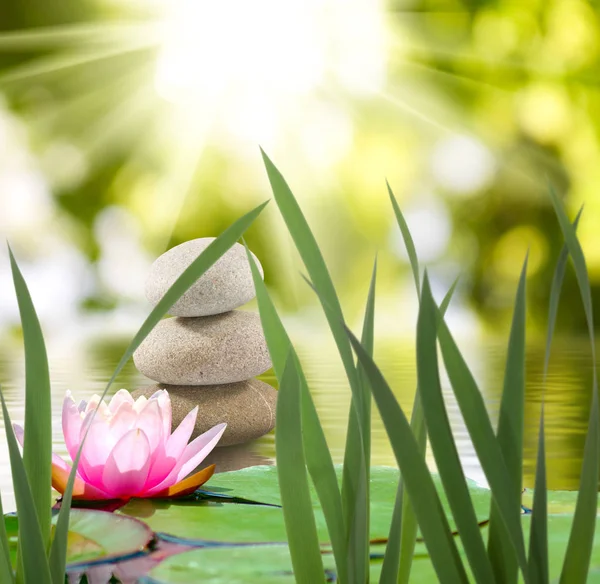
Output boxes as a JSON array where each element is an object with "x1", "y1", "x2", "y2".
[{"x1": 0, "y1": 331, "x2": 594, "y2": 512}]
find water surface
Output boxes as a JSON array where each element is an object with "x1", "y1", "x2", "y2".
[{"x1": 0, "y1": 333, "x2": 593, "y2": 511}]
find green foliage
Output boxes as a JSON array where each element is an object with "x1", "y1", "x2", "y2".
[
  {"x1": 259, "y1": 153, "x2": 598, "y2": 584},
  {"x1": 262, "y1": 149, "x2": 369, "y2": 583},
  {"x1": 547, "y1": 188, "x2": 599, "y2": 584},
  {"x1": 1, "y1": 201, "x2": 267, "y2": 581},
  {"x1": 2, "y1": 151, "x2": 599, "y2": 584},
  {"x1": 487, "y1": 257, "x2": 527, "y2": 584},
  {"x1": 276, "y1": 354, "x2": 326, "y2": 583},
  {"x1": 245, "y1": 242, "x2": 347, "y2": 583},
  {"x1": 8, "y1": 247, "x2": 53, "y2": 555}
]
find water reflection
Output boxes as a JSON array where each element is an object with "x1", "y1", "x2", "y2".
[{"x1": 0, "y1": 332, "x2": 595, "y2": 512}]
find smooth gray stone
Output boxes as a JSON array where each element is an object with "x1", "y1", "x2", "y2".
[
  {"x1": 133, "y1": 311, "x2": 272, "y2": 385},
  {"x1": 131, "y1": 379, "x2": 277, "y2": 447},
  {"x1": 145, "y1": 238, "x2": 264, "y2": 317}
]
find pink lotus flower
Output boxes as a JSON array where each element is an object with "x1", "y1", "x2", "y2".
[{"x1": 15, "y1": 389, "x2": 226, "y2": 501}]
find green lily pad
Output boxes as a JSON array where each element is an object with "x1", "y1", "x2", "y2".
[
  {"x1": 4, "y1": 509, "x2": 154, "y2": 570},
  {"x1": 143, "y1": 545, "x2": 337, "y2": 584},
  {"x1": 147, "y1": 466, "x2": 490, "y2": 540},
  {"x1": 125, "y1": 466, "x2": 599, "y2": 583},
  {"x1": 144, "y1": 517, "x2": 600, "y2": 583}
]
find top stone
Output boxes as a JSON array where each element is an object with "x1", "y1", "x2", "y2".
[{"x1": 145, "y1": 238, "x2": 264, "y2": 317}]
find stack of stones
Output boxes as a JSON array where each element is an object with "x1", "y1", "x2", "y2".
[{"x1": 131, "y1": 238, "x2": 277, "y2": 447}]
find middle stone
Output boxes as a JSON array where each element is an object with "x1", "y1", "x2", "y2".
[{"x1": 133, "y1": 311, "x2": 272, "y2": 385}]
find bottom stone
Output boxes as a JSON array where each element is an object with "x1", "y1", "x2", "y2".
[{"x1": 131, "y1": 378, "x2": 277, "y2": 447}]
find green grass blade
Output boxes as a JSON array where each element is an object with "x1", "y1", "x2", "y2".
[
  {"x1": 387, "y1": 181, "x2": 420, "y2": 294},
  {"x1": 547, "y1": 188, "x2": 599, "y2": 584},
  {"x1": 261, "y1": 150, "x2": 367, "y2": 581},
  {"x1": 344, "y1": 327, "x2": 468, "y2": 584},
  {"x1": 528, "y1": 408, "x2": 549, "y2": 584},
  {"x1": 418, "y1": 274, "x2": 495, "y2": 584},
  {"x1": 395, "y1": 398, "x2": 426, "y2": 584},
  {"x1": 559, "y1": 390, "x2": 599, "y2": 584},
  {"x1": 8, "y1": 247, "x2": 52, "y2": 551},
  {"x1": 344, "y1": 259, "x2": 377, "y2": 584},
  {"x1": 527, "y1": 208, "x2": 581, "y2": 584},
  {"x1": 487, "y1": 256, "x2": 528, "y2": 584},
  {"x1": 385, "y1": 278, "x2": 459, "y2": 584},
  {"x1": 543, "y1": 207, "x2": 582, "y2": 378},
  {"x1": 386, "y1": 179, "x2": 458, "y2": 584},
  {"x1": 0, "y1": 489, "x2": 14, "y2": 583},
  {"x1": 261, "y1": 150, "x2": 361, "y2": 402},
  {"x1": 0, "y1": 389, "x2": 51, "y2": 584},
  {"x1": 276, "y1": 353, "x2": 326, "y2": 584},
  {"x1": 244, "y1": 243, "x2": 348, "y2": 583},
  {"x1": 380, "y1": 480, "x2": 404, "y2": 583},
  {"x1": 437, "y1": 318, "x2": 529, "y2": 581},
  {"x1": 51, "y1": 201, "x2": 268, "y2": 581}
]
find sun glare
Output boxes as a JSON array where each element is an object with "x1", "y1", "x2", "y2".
[{"x1": 155, "y1": 0, "x2": 387, "y2": 144}]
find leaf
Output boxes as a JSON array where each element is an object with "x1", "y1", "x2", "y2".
[
  {"x1": 437, "y1": 317, "x2": 529, "y2": 580},
  {"x1": 121, "y1": 466, "x2": 493, "y2": 542},
  {"x1": 51, "y1": 201, "x2": 268, "y2": 582},
  {"x1": 244, "y1": 242, "x2": 347, "y2": 582},
  {"x1": 8, "y1": 247, "x2": 52, "y2": 551},
  {"x1": 528, "y1": 409, "x2": 548, "y2": 584},
  {"x1": 383, "y1": 277, "x2": 459, "y2": 584},
  {"x1": 547, "y1": 187, "x2": 599, "y2": 584},
  {"x1": 344, "y1": 259, "x2": 377, "y2": 584},
  {"x1": 261, "y1": 151, "x2": 368, "y2": 580},
  {"x1": 543, "y1": 207, "x2": 582, "y2": 378},
  {"x1": 0, "y1": 493, "x2": 14, "y2": 584},
  {"x1": 6, "y1": 510, "x2": 153, "y2": 572},
  {"x1": 487, "y1": 256, "x2": 528, "y2": 584},
  {"x1": 276, "y1": 354, "x2": 326, "y2": 583},
  {"x1": 384, "y1": 181, "x2": 458, "y2": 584},
  {"x1": 146, "y1": 545, "x2": 337, "y2": 584},
  {"x1": 418, "y1": 274, "x2": 495, "y2": 584},
  {"x1": 344, "y1": 329, "x2": 469, "y2": 584},
  {"x1": 260, "y1": 150, "x2": 360, "y2": 399},
  {"x1": 387, "y1": 181, "x2": 420, "y2": 294},
  {"x1": 0, "y1": 389, "x2": 52, "y2": 584},
  {"x1": 527, "y1": 208, "x2": 582, "y2": 584}
]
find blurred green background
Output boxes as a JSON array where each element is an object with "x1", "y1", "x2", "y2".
[{"x1": 0, "y1": 0, "x2": 598, "y2": 337}]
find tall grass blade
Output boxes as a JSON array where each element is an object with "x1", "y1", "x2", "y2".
[
  {"x1": 244, "y1": 243, "x2": 347, "y2": 582},
  {"x1": 547, "y1": 188, "x2": 599, "y2": 584},
  {"x1": 344, "y1": 327, "x2": 468, "y2": 584},
  {"x1": 382, "y1": 278, "x2": 459, "y2": 584},
  {"x1": 385, "y1": 189, "x2": 421, "y2": 584},
  {"x1": 276, "y1": 353, "x2": 326, "y2": 584},
  {"x1": 528, "y1": 208, "x2": 581, "y2": 583},
  {"x1": 559, "y1": 391, "x2": 599, "y2": 584},
  {"x1": 261, "y1": 149, "x2": 360, "y2": 397},
  {"x1": 380, "y1": 480, "x2": 404, "y2": 584},
  {"x1": 385, "y1": 189, "x2": 432, "y2": 584},
  {"x1": 487, "y1": 256, "x2": 528, "y2": 584},
  {"x1": 8, "y1": 247, "x2": 52, "y2": 550},
  {"x1": 0, "y1": 389, "x2": 52, "y2": 584},
  {"x1": 51, "y1": 201, "x2": 268, "y2": 581},
  {"x1": 261, "y1": 150, "x2": 367, "y2": 580},
  {"x1": 528, "y1": 409, "x2": 548, "y2": 584},
  {"x1": 543, "y1": 207, "x2": 582, "y2": 377},
  {"x1": 387, "y1": 181, "x2": 420, "y2": 294},
  {"x1": 437, "y1": 319, "x2": 529, "y2": 580},
  {"x1": 418, "y1": 274, "x2": 495, "y2": 584},
  {"x1": 344, "y1": 259, "x2": 377, "y2": 583},
  {"x1": 0, "y1": 490, "x2": 14, "y2": 584}
]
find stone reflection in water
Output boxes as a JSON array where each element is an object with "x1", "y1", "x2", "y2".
[{"x1": 203, "y1": 441, "x2": 274, "y2": 474}]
